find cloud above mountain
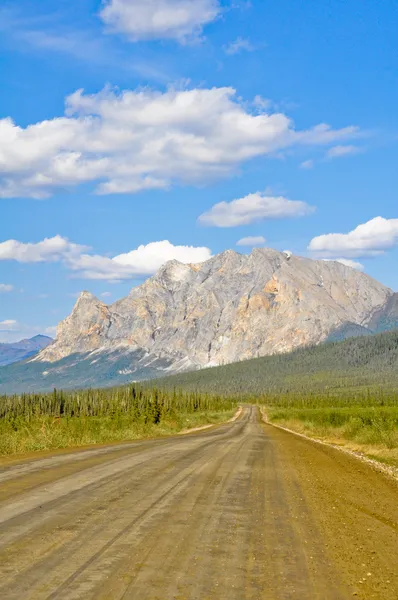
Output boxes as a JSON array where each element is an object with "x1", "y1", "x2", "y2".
[
  {"x1": 309, "y1": 217, "x2": 398, "y2": 259},
  {"x1": 236, "y1": 236, "x2": 266, "y2": 247},
  {"x1": 0, "y1": 236, "x2": 212, "y2": 281},
  {"x1": 68, "y1": 240, "x2": 212, "y2": 280},
  {"x1": 199, "y1": 192, "x2": 314, "y2": 227},
  {"x1": 0, "y1": 86, "x2": 358, "y2": 199}
]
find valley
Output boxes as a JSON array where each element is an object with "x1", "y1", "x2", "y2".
[
  {"x1": 1, "y1": 252, "x2": 397, "y2": 599},
  {"x1": 2, "y1": 1, "x2": 397, "y2": 597}
]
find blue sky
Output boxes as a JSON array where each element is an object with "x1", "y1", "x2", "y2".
[{"x1": 1, "y1": 0, "x2": 397, "y2": 342}]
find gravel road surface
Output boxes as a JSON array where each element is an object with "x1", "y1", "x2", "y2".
[{"x1": 0, "y1": 406, "x2": 396, "y2": 599}]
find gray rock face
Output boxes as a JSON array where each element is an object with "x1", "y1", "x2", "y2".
[
  {"x1": 38, "y1": 249, "x2": 393, "y2": 370},
  {"x1": 369, "y1": 293, "x2": 398, "y2": 333}
]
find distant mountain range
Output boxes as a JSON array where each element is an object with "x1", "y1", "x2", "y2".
[
  {"x1": 0, "y1": 248, "x2": 397, "y2": 394},
  {"x1": 0, "y1": 335, "x2": 52, "y2": 367}
]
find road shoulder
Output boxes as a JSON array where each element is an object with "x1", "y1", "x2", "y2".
[{"x1": 262, "y1": 418, "x2": 398, "y2": 599}]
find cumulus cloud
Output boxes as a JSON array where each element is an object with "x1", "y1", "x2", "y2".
[
  {"x1": 100, "y1": 0, "x2": 220, "y2": 43},
  {"x1": 323, "y1": 258, "x2": 365, "y2": 271},
  {"x1": 224, "y1": 37, "x2": 255, "y2": 55},
  {"x1": 0, "y1": 235, "x2": 212, "y2": 281},
  {"x1": 0, "y1": 86, "x2": 359, "y2": 199},
  {"x1": 0, "y1": 235, "x2": 86, "y2": 263},
  {"x1": 68, "y1": 240, "x2": 212, "y2": 280},
  {"x1": 198, "y1": 192, "x2": 314, "y2": 227},
  {"x1": 0, "y1": 284, "x2": 14, "y2": 293},
  {"x1": 236, "y1": 236, "x2": 266, "y2": 247},
  {"x1": 309, "y1": 217, "x2": 398, "y2": 258},
  {"x1": 326, "y1": 145, "x2": 360, "y2": 159}
]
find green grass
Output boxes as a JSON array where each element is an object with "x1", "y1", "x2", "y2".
[
  {"x1": 267, "y1": 407, "x2": 398, "y2": 463},
  {"x1": 0, "y1": 409, "x2": 235, "y2": 456},
  {"x1": 3, "y1": 330, "x2": 398, "y2": 459},
  {"x1": 0, "y1": 384, "x2": 237, "y2": 456}
]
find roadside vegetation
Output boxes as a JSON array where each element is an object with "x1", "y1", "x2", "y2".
[
  {"x1": 2, "y1": 331, "x2": 398, "y2": 463},
  {"x1": 0, "y1": 385, "x2": 236, "y2": 456},
  {"x1": 266, "y1": 406, "x2": 398, "y2": 467},
  {"x1": 153, "y1": 331, "x2": 398, "y2": 467}
]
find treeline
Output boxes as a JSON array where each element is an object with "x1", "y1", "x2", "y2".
[
  {"x1": 248, "y1": 389, "x2": 398, "y2": 408},
  {"x1": 152, "y1": 330, "x2": 398, "y2": 404},
  {"x1": 3, "y1": 331, "x2": 398, "y2": 420},
  {"x1": 0, "y1": 384, "x2": 237, "y2": 423}
]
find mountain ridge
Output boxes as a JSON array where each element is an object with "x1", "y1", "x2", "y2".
[
  {"x1": 38, "y1": 248, "x2": 392, "y2": 366},
  {"x1": 1, "y1": 248, "x2": 397, "y2": 394},
  {"x1": 0, "y1": 335, "x2": 53, "y2": 367}
]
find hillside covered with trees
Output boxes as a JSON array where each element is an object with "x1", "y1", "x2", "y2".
[{"x1": 153, "y1": 330, "x2": 398, "y2": 405}]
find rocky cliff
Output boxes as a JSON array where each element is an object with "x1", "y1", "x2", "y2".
[{"x1": 38, "y1": 248, "x2": 392, "y2": 370}]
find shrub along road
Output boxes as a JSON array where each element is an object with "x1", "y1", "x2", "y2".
[{"x1": 0, "y1": 406, "x2": 396, "y2": 599}]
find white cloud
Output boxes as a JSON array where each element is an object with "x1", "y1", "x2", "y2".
[
  {"x1": 0, "y1": 320, "x2": 19, "y2": 331},
  {"x1": 224, "y1": 37, "x2": 255, "y2": 55},
  {"x1": 0, "y1": 86, "x2": 359, "y2": 199},
  {"x1": 0, "y1": 235, "x2": 87, "y2": 263},
  {"x1": 236, "y1": 236, "x2": 266, "y2": 247},
  {"x1": 253, "y1": 96, "x2": 273, "y2": 111},
  {"x1": 0, "y1": 235, "x2": 212, "y2": 281},
  {"x1": 198, "y1": 192, "x2": 314, "y2": 227},
  {"x1": 100, "y1": 0, "x2": 220, "y2": 43},
  {"x1": 300, "y1": 159, "x2": 314, "y2": 170},
  {"x1": 100, "y1": 291, "x2": 112, "y2": 298},
  {"x1": 327, "y1": 145, "x2": 360, "y2": 159},
  {"x1": 323, "y1": 258, "x2": 365, "y2": 271},
  {"x1": 0, "y1": 284, "x2": 14, "y2": 293},
  {"x1": 309, "y1": 217, "x2": 398, "y2": 258},
  {"x1": 68, "y1": 240, "x2": 212, "y2": 280}
]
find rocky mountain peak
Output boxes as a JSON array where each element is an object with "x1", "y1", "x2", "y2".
[
  {"x1": 37, "y1": 248, "x2": 393, "y2": 368},
  {"x1": 153, "y1": 260, "x2": 193, "y2": 285},
  {"x1": 73, "y1": 290, "x2": 100, "y2": 307},
  {"x1": 39, "y1": 291, "x2": 110, "y2": 362}
]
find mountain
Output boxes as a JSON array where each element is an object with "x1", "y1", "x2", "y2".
[
  {"x1": 369, "y1": 292, "x2": 398, "y2": 332},
  {"x1": 0, "y1": 349, "x2": 173, "y2": 394},
  {"x1": 0, "y1": 248, "x2": 395, "y2": 393},
  {"x1": 0, "y1": 335, "x2": 52, "y2": 367},
  {"x1": 38, "y1": 248, "x2": 392, "y2": 365}
]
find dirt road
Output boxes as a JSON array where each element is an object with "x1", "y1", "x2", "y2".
[{"x1": 0, "y1": 406, "x2": 396, "y2": 599}]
